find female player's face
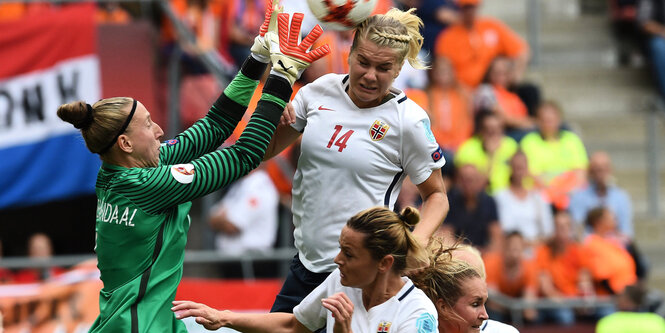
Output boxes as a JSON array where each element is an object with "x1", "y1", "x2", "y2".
[
  {"x1": 347, "y1": 38, "x2": 402, "y2": 108},
  {"x1": 125, "y1": 102, "x2": 164, "y2": 168},
  {"x1": 334, "y1": 226, "x2": 380, "y2": 288},
  {"x1": 438, "y1": 277, "x2": 489, "y2": 333}
]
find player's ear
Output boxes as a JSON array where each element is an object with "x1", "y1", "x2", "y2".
[
  {"x1": 377, "y1": 254, "x2": 394, "y2": 273},
  {"x1": 117, "y1": 134, "x2": 133, "y2": 153}
]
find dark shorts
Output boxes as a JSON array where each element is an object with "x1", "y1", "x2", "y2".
[{"x1": 270, "y1": 254, "x2": 332, "y2": 313}]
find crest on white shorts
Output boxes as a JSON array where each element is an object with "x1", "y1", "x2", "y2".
[{"x1": 370, "y1": 120, "x2": 390, "y2": 141}]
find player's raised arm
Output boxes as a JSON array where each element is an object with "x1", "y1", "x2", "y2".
[{"x1": 160, "y1": 0, "x2": 284, "y2": 165}]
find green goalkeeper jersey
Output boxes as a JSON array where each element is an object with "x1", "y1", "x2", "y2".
[{"x1": 89, "y1": 64, "x2": 290, "y2": 332}]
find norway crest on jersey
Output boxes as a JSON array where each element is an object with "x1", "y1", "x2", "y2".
[
  {"x1": 377, "y1": 321, "x2": 392, "y2": 333},
  {"x1": 370, "y1": 120, "x2": 390, "y2": 141}
]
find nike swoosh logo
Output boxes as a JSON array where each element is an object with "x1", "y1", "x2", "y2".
[
  {"x1": 277, "y1": 59, "x2": 293, "y2": 72},
  {"x1": 318, "y1": 105, "x2": 334, "y2": 111}
]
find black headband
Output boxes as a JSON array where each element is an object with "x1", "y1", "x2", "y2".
[
  {"x1": 74, "y1": 103, "x2": 95, "y2": 129},
  {"x1": 98, "y1": 99, "x2": 137, "y2": 154}
]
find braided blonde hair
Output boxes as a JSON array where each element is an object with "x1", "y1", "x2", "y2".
[{"x1": 352, "y1": 8, "x2": 428, "y2": 70}]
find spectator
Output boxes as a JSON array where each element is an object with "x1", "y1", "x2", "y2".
[
  {"x1": 494, "y1": 150, "x2": 554, "y2": 245},
  {"x1": 208, "y1": 168, "x2": 279, "y2": 277},
  {"x1": 569, "y1": 151, "x2": 634, "y2": 238},
  {"x1": 407, "y1": 56, "x2": 474, "y2": 151},
  {"x1": 534, "y1": 211, "x2": 593, "y2": 326},
  {"x1": 439, "y1": 164, "x2": 501, "y2": 252},
  {"x1": 226, "y1": 0, "x2": 266, "y2": 67},
  {"x1": 476, "y1": 57, "x2": 534, "y2": 140},
  {"x1": 638, "y1": 0, "x2": 665, "y2": 99},
  {"x1": 416, "y1": 0, "x2": 458, "y2": 57},
  {"x1": 582, "y1": 207, "x2": 637, "y2": 296},
  {"x1": 434, "y1": 0, "x2": 529, "y2": 89},
  {"x1": 13, "y1": 233, "x2": 65, "y2": 283},
  {"x1": 209, "y1": 166, "x2": 280, "y2": 261},
  {"x1": 455, "y1": 111, "x2": 518, "y2": 193},
  {"x1": 520, "y1": 101, "x2": 588, "y2": 210},
  {"x1": 596, "y1": 284, "x2": 665, "y2": 333},
  {"x1": 484, "y1": 231, "x2": 539, "y2": 323},
  {"x1": 609, "y1": 0, "x2": 645, "y2": 67},
  {"x1": 170, "y1": 0, "x2": 230, "y2": 128}
]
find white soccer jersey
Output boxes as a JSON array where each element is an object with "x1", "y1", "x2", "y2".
[
  {"x1": 294, "y1": 269, "x2": 438, "y2": 333},
  {"x1": 290, "y1": 74, "x2": 445, "y2": 272},
  {"x1": 480, "y1": 319, "x2": 520, "y2": 333}
]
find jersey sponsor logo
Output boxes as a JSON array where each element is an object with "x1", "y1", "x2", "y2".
[
  {"x1": 370, "y1": 120, "x2": 390, "y2": 141},
  {"x1": 162, "y1": 139, "x2": 179, "y2": 146},
  {"x1": 171, "y1": 164, "x2": 195, "y2": 184},
  {"x1": 377, "y1": 321, "x2": 392, "y2": 333},
  {"x1": 421, "y1": 119, "x2": 436, "y2": 143},
  {"x1": 318, "y1": 105, "x2": 335, "y2": 111},
  {"x1": 416, "y1": 313, "x2": 436, "y2": 333},
  {"x1": 431, "y1": 146, "x2": 443, "y2": 162}
]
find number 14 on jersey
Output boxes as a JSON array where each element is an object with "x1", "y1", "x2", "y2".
[{"x1": 327, "y1": 125, "x2": 354, "y2": 152}]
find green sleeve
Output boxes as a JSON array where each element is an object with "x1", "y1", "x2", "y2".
[
  {"x1": 160, "y1": 57, "x2": 267, "y2": 165},
  {"x1": 113, "y1": 75, "x2": 292, "y2": 215}
]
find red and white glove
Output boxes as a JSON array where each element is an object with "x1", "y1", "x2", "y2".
[
  {"x1": 267, "y1": 12, "x2": 330, "y2": 85},
  {"x1": 250, "y1": 0, "x2": 283, "y2": 63}
]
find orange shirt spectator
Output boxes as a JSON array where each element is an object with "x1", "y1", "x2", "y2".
[
  {"x1": 494, "y1": 85, "x2": 528, "y2": 118},
  {"x1": 583, "y1": 233, "x2": 636, "y2": 295},
  {"x1": 583, "y1": 207, "x2": 637, "y2": 295},
  {"x1": 407, "y1": 88, "x2": 472, "y2": 151},
  {"x1": 534, "y1": 243, "x2": 587, "y2": 296},
  {"x1": 406, "y1": 56, "x2": 473, "y2": 151},
  {"x1": 434, "y1": 1, "x2": 528, "y2": 88},
  {"x1": 484, "y1": 251, "x2": 538, "y2": 298}
]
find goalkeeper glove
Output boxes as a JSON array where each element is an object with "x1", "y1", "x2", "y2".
[
  {"x1": 250, "y1": 0, "x2": 282, "y2": 63},
  {"x1": 267, "y1": 12, "x2": 330, "y2": 85}
]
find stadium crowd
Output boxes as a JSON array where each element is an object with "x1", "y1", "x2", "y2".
[{"x1": 1, "y1": 0, "x2": 665, "y2": 332}]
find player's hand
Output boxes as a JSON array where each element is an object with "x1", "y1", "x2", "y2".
[
  {"x1": 250, "y1": 0, "x2": 283, "y2": 63},
  {"x1": 172, "y1": 300, "x2": 229, "y2": 330},
  {"x1": 280, "y1": 102, "x2": 296, "y2": 126},
  {"x1": 268, "y1": 13, "x2": 330, "y2": 85},
  {"x1": 321, "y1": 292, "x2": 354, "y2": 333}
]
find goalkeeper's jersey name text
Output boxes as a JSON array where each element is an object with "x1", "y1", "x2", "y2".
[{"x1": 96, "y1": 200, "x2": 137, "y2": 227}]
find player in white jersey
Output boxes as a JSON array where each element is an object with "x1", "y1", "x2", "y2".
[
  {"x1": 411, "y1": 242, "x2": 520, "y2": 333},
  {"x1": 173, "y1": 206, "x2": 438, "y2": 333},
  {"x1": 265, "y1": 7, "x2": 449, "y2": 313}
]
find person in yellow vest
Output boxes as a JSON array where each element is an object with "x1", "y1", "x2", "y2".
[
  {"x1": 596, "y1": 284, "x2": 665, "y2": 333},
  {"x1": 455, "y1": 111, "x2": 518, "y2": 193},
  {"x1": 520, "y1": 101, "x2": 588, "y2": 210}
]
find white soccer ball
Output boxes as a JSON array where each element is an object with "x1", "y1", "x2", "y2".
[{"x1": 306, "y1": 0, "x2": 377, "y2": 31}]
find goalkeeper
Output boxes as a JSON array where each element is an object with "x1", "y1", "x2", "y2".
[{"x1": 56, "y1": 1, "x2": 329, "y2": 331}]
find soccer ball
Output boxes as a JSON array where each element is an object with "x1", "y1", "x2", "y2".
[{"x1": 306, "y1": 0, "x2": 377, "y2": 31}]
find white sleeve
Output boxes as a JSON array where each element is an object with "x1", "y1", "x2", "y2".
[
  {"x1": 401, "y1": 102, "x2": 446, "y2": 185},
  {"x1": 394, "y1": 306, "x2": 438, "y2": 333},
  {"x1": 293, "y1": 270, "x2": 336, "y2": 331},
  {"x1": 290, "y1": 84, "x2": 309, "y2": 133}
]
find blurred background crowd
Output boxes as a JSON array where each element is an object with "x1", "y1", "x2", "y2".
[{"x1": 1, "y1": 0, "x2": 665, "y2": 332}]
